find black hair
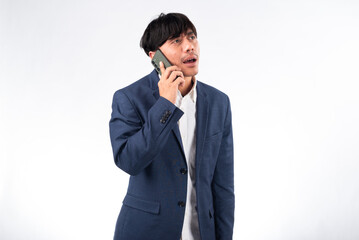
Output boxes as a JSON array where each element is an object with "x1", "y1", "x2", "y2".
[{"x1": 140, "y1": 13, "x2": 197, "y2": 56}]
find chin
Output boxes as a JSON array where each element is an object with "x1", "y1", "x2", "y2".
[{"x1": 183, "y1": 68, "x2": 199, "y2": 78}]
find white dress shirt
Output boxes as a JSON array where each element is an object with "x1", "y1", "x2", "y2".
[{"x1": 175, "y1": 80, "x2": 201, "y2": 240}]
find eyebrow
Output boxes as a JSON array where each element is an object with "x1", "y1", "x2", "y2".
[{"x1": 168, "y1": 31, "x2": 195, "y2": 41}]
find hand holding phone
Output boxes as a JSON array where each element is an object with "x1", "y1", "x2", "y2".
[{"x1": 151, "y1": 50, "x2": 185, "y2": 104}]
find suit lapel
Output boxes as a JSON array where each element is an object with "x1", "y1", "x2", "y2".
[
  {"x1": 172, "y1": 124, "x2": 184, "y2": 155},
  {"x1": 195, "y1": 82, "x2": 209, "y2": 171}
]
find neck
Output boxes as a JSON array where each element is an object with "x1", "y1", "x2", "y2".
[{"x1": 179, "y1": 76, "x2": 194, "y2": 96}]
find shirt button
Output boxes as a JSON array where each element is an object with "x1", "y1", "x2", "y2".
[
  {"x1": 178, "y1": 201, "x2": 185, "y2": 207},
  {"x1": 180, "y1": 168, "x2": 187, "y2": 175}
]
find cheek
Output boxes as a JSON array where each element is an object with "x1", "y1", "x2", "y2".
[
  {"x1": 165, "y1": 51, "x2": 180, "y2": 64},
  {"x1": 171, "y1": 54, "x2": 182, "y2": 65}
]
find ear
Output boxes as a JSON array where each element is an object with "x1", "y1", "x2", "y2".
[{"x1": 149, "y1": 51, "x2": 155, "y2": 59}]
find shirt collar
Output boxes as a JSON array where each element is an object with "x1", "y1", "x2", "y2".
[
  {"x1": 187, "y1": 77, "x2": 197, "y2": 103},
  {"x1": 177, "y1": 77, "x2": 197, "y2": 103}
]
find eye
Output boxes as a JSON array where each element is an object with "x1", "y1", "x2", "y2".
[
  {"x1": 190, "y1": 35, "x2": 196, "y2": 40},
  {"x1": 173, "y1": 39, "x2": 181, "y2": 44}
]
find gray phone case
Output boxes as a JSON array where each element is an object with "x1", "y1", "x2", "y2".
[{"x1": 151, "y1": 50, "x2": 172, "y2": 75}]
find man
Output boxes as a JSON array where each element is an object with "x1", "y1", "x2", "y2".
[{"x1": 109, "y1": 13, "x2": 234, "y2": 240}]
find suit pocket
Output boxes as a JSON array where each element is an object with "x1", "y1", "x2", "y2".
[{"x1": 123, "y1": 194, "x2": 160, "y2": 215}]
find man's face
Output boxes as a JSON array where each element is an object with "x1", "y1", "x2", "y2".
[{"x1": 159, "y1": 29, "x2": 200, "y2": 77}]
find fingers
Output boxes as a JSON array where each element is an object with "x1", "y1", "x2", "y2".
[
  {"x1": 168, "y1": 71, "x2": 184, "y2": 83},
  {"x1": 173, "y1": 76, "x2": 185, "y2": 87},
  {"x1": 160, "y1": 62, "x2": 182, "y2": 80},
  {"x1": 159, "y1": 61, "x2": 165, "y2": 76}
]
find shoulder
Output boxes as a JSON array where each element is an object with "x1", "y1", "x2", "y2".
[
  {"x1": 197, "y1": 81, "x2": 230, "y2": 104},
  {"x1": 113, "y1": 70, "x2": 158, "y2": 99}
]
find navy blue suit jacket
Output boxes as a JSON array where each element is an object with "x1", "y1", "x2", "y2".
[{"x1": 109, "y1": 70, "x2": 234, "y2": 240}]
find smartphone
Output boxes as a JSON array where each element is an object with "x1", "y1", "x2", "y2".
[{"x1": 151, "y1": 49, "x2": 172, "y2": 75}]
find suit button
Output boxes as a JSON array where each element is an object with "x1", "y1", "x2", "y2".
[
  {"x1": 178, "y1": 201, "x2": 185, "y2": 207},
  {"x1": 180, "y1": 168, "x2": 187, "y2": 174}
]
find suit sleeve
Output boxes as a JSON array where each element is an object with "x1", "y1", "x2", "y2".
[
  {"x1": 109, "y1": 90, "x2": 183, "y2": 176},
  {"x1": 212, "y1": 96, "x2": 235, "y2": 240}
]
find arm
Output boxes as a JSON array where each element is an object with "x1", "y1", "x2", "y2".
[
  {"x1": 109, "y1": 90, "x2": 183, "y2": 175},
  {"x1": 212, "y1": 96, "x2": 235, "y2": 239}
]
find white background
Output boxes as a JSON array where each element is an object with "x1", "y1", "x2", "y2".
[{"x1": 1, "y1": 0, "x2": 359, "y2": 239}]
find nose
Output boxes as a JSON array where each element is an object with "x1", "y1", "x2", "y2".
[{"x1": 183, "y1": 38, "x2": 194, "y2": 53}]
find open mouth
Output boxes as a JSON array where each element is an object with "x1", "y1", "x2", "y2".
[{"x1": 183, "y1": 58, "x2": 197, "y2": 64}]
